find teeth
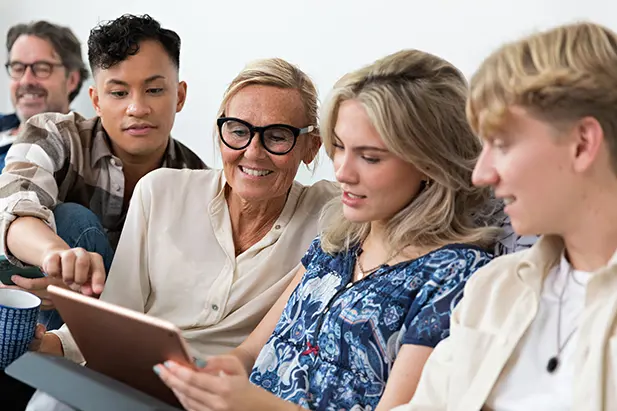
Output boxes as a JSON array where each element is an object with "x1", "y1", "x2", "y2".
[
  {"x1": 241, "y1": 166, "x2": 272, "y2": 177},
  {"x1": 503, "y1": 198, "x2": 514, "y2": 205},
  {"x1": 347, "y1": 193, "x2": 362, "y2": 199},
  {"x1": 21, "y1": 93, "x2": 43, "y2": 100}
]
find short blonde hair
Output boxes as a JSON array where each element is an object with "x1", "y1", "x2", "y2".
[
  {"x1": 320, "y1": 49, "x2": 500, "y2": 254},
  {"x1": 467, "y1": 22, "x2": 617, "y2": 172},
  {"x1": 216, "y1": 57, "x2": 319, "y2": 135}
]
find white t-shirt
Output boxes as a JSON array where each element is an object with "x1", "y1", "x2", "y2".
[{"x1": 486, "y1": 254, "x2": 590, "y2": 411}]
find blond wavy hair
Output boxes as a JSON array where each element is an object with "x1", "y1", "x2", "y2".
[
  {"x1": 320, "y1": 49, "x2": 501, "y2": 254},
  {"x1": 467, "y1": 22, "x2": 617, "y2": 172},
  {"x1": 214, "y1": 58, "x2": 320, "y2": 169}
]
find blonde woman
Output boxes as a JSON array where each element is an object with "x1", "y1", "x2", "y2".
[
  {"x1": 155, "y1": 49, "x2": 498, "y2": 411},
  {"x1": 396, "y1": 22, "x2": 617, "y2": 411}
]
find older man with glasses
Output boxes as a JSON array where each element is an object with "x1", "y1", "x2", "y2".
[{"x1": 0, "y1": 21, "x2": 89, "y2": 171}]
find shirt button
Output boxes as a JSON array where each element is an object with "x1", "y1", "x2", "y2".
[
  {"x1": 275, "y1": 225, "x2": 281, "y2": 230},
  {"x1": 114, "y1": 185, "x2": 121, "y2": 192},
  {"x1": 110, "y1": 158, "x2": 117, "y2": 166},
  {"x1": 211, "y1": 304, "x2": 219, "y2": 311}
]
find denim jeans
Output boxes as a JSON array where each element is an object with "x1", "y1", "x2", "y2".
[{"x1": 38, "y1": 203, "x2": 115, "y2": 331}]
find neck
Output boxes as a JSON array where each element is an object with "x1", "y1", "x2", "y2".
[
  {"x1": 226, "y1": 187, "x2": 288, "y2": 255},
  {"x1": 361, "y1": 220, "x2": 438, "y2": 265},
  {"x1": 115, "y1": 143, "x2": 168, "y2": 203},
  {"x1": 561, "y1": 181, "x2": 617, "y2": 272},
  {"x1": 361, "y1": 222, "x2": 398, "y2": 263}
]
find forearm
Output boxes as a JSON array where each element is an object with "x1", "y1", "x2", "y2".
[
  {"x1": 228, "y1": 345, "x2": 257, "y2": 375},
  {"x1": 7, "y1": 216, "x2": 69, "y2": 266}
]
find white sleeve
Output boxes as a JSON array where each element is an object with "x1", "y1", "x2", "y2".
[
  {"x1": 97, "y1": 176, "x2": 152, "y2": 311},
  {"x1": 48, "y1": 177, "x2": 153, "y2": 364}
]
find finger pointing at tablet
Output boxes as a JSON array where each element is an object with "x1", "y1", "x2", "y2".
[{"x1": 42, "y1": 248, "x2": 106, "y2": 295}]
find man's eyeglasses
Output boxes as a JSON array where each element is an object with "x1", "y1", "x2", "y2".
[
  {"x1": 5, "y1": 61, "x2": 65, "y2": 80},
  {"x1": 217, "y1": 117, "x2": 315, "y2": 155}
]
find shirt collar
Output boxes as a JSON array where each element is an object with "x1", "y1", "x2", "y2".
[
  {"x1": 516, "y1": 234, "x2": 617, "y2": 290},
  {"x1": 515, "y1": 235, "x2": 563, "y2": 292}
]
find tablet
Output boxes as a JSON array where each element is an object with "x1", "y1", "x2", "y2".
[{"x1": 47, "y1": 285, "x2": 193, "y2": 407}]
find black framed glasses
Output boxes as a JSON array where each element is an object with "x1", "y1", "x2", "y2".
[
  {"x1": 5, "y1": 61, "x2": 64, "y2": 80},
  {"x1": 217, "y1": 117, "x2": 315, "y2": 155}
]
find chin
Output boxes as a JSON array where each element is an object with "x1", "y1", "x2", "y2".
[
  {"x1": 342, "y1": 209, "x2": 370, "y2": 224},
  {"x1": 230, "y1": 185, "x2": 271, "y2": 202},
  {"x1": 509, "y1": 217, "x2": 541, "y2": 237}
]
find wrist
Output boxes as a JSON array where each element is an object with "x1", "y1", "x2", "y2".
[{"x1": 40, "y1": 332, "x2": 64, "y2": 356}]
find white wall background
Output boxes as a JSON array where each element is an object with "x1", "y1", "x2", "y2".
[{"x1": 0, "y1": 0, "x2": 614, "y2": 184}]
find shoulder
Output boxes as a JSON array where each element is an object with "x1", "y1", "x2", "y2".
[
  {"x1": 15, "y1": 112, "x2": 94, "y2": 144},
  {"x1": 295, "y1": 179, "x2": 340, "y2": 213},
  {"x1": 0, "y1": 113, "x2": 19, "y2": 132},
  {"x1": 464, "y1": 248, "x2": 529, "y2": 287},
  {"x1": 168, "y1": 138, "x2": 208, "y2": 169},
  {"x1": 423, "y1": 244, "x2": 494, "y2": 272},
  {"x1": 137, "y1": 168, "x2": 222, "y2": 197},
  {"x1": 301, "y1": 236, "x2": 344, "y2": 271}
]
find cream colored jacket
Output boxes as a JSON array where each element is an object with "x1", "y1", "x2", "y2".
[{"x1": 394, "y1": 235, "x2": 617, "y2": 411}]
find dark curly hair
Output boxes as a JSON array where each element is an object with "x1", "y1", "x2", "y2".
[
  {"x1": 87, "y1": 14, "x2": 180, "y2": 73},
  {"x1": 7, "y1": 21, "x2": 89, "y2": 103}
]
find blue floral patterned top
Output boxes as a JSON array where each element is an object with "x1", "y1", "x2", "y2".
[{"x1": 249, "y1": 238, "x2": 493, "y2": 410}]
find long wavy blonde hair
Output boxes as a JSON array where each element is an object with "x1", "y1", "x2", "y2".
[{"x1": 320, "y1": 49, "x2": 501, "y2": 254}]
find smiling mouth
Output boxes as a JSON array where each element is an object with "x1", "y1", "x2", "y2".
[
  {"x1": 18, "y1": 92, "x2": 46, "y2": 101},
  {"x1": 239, "y1": 166, "x2": 273, "y2": 177},
  {"x1": 346, "y1": 192, "x2": 365, "y2": 199}
]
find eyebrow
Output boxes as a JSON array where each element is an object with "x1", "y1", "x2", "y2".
[
  {"x1": 332, "y1": 131, "x2": 389, "y2": 152},
  {"x1": 105, "y1": 75, "x2": 166, "y2": 86}
]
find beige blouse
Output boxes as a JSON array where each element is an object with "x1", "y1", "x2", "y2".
[{"x1": 50, "y1": 168, "x2": 339, "y2": 362}]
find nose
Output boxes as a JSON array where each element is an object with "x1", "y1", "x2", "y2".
[
  {"x1": 334, "y1": 151, "x2": 359, "y2": 185},
  {"x1": 242, "y1": 131, "x2": 268, "y2": 160},
  {"x1": 126, "y1": 96, "x2": 152, "y2": 117},
  {"x1": 472, "y1": 145, "x2": 499, "y2": 187},
  {"x1": 18, "y1": 66, "x2": 38, "y2": 85}
]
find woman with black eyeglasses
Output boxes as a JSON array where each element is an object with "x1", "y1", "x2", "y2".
[{"x1": 30, "y1": 57, "x2": 339, "y2": 367}]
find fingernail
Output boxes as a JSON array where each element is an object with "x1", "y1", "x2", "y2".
[
  {"x1": 153, "y1": 365, "x2": 161, "y2": 375},
  {"x1": 164, "y1": 361, "x2": 173, "y2": 369},
  {"x1": 194, "y1": 358, "x2": 207, "y2": 368}
]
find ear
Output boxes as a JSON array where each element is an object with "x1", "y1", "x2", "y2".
[
  {"x1": 303, "y1": 132, "x2": 322, "y2": 164},
  {"x1": 89, "y1": 85, "x2": 102, "y2": 116},
  {"x1": 176, "y1": 81, "x2": 187, "y2": 113},
  {"x1": 66, "y1": 70, "x2": 80, "y2": 97},
  {"x1": 572, "y1": 116, "x2": 604, "y2": 173}
]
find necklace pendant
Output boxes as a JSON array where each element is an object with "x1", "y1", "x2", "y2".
[{"x1": 547, "y1": 356, "x2": 559, "y2": 373}]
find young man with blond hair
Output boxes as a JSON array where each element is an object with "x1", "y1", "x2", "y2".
[{"x1": 395, "y1": 21, "x2": 617, "y2": 411}]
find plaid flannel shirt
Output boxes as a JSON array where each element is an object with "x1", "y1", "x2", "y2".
[{"x1": 0, "y1": 112, "x2": 207, "y2": 265}]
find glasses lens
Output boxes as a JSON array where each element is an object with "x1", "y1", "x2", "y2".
[
  {"x1": 6, "y1": 63, "x2": 26, "y2": 79},
  {"x1": 32, "y1": 62, "x2": 53, "y2": 79},
  {"x1": 263, "y1": 127, "x2": 295, "y2": 154},
  {"x1": 221, "y1": 120, "x2": 251, "y2": 148}
]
